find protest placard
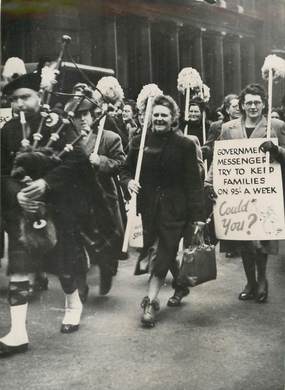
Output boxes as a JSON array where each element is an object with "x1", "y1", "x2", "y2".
[
  {"x1": 213, "y1": 138, "x2": 285, "y2": 240},
  {"x1": 0, "y1": 108, "x2": 12, "y2": 129}
]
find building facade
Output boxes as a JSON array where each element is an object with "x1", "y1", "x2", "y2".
[{"x1": 2, "y1": 0, "x2": 285, "y2": 108}]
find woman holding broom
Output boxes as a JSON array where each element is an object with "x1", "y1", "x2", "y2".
[{"x1": 121, "y1": 94, "x2": 205, "y2": 328}]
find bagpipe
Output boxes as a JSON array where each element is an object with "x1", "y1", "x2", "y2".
[
  {"x1": 7, "y1": 35, "x2": 107, "y2": 255},
  {"x1": 7, "y1": 33, "x2": 126, "y2": 256}
]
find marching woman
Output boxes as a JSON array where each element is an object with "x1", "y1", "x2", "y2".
[
  {"x1": 0, "y1": 71, "x2": 112, "y2": 356},
  {"x1": 121, "y1": 95, "x2": 205, "y2": 327},
  {"x1": 201, "y1": 94, "x2": 240, "y2": 167},
  {"x1": 205, "y1": 84, "x2": 285, "y2": 303},
  {"x1": 71, "y1": 96, "x2": 126, "y2": 297},
  {"x1": 121, "y1": 99, "x2": 140, "y2": 149},
  {"x1": 181, "y1": 98, "x2": 210, "y2": 152}
]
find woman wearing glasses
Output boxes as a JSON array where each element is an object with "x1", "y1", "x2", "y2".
[{"x1": 205, "y1": 84, "x2": 285, "y2": 303}]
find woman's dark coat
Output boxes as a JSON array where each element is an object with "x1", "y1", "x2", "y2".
[{"x1": 121, "y1": 129, "x2": 205, "y2": 278}]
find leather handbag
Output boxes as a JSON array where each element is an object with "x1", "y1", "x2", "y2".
[{"x1": 178, "y1": 219, "x2": 217, "y2": 287}]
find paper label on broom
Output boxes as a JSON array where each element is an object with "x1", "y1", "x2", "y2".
[
  {"x1": 213, "y1": 138, "x2": 285, "y2": 240},
  {"x1": 129, "y1": 213, "x2": 144, "y2": 248}
]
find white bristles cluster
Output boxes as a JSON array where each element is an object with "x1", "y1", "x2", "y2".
[
  {"x1": 136, "y1": 83, "x2": 163, "y2": 112},
  {"x1": 262, "y1": 55, "x2": 285, "y2": 81},
  {"x1": 199, "y1": 83, "x2": 210, "y2": 103},
  {"x1": 96, "y1": 76, "x2": 124, "y2": 103},
  {"x1": 40, "y1": 66, "x2": 58, "y2": 90},
  {"x1": 177, "y1": 67, "x2": 203, "y2": 93}
]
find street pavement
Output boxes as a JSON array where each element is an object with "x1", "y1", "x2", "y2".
[{"x1": 0, "y1": 245, "x2": 284, "y2": 390}]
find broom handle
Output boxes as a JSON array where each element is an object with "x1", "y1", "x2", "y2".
[
  {"x1": 184, "y1": 86, "x2": 190, "y2": 136},
  {"x1": 202, "y1": 110, "x2": 208, "y2": 173},
  {"x1": 122, "y1": 96, "x2": 153, "y2": 252},
  {"x1": 134, "y1": 96, "x2": 153, "y2": 182},
  {"x1": 92, "y1": 115, "x2": 107, "y2": 155}
]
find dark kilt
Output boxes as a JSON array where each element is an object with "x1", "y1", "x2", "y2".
[{"x1": 2, "y1": 176, "x2": 88, "y2": 277}]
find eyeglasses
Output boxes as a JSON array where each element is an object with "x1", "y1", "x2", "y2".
[{"x1": 244, "y1": 101, "x2": 263, "y2": 107}]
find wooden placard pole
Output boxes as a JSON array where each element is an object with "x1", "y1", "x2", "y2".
[{"x1": 266, "y1": 67, "x2": 273, "y2": 166}]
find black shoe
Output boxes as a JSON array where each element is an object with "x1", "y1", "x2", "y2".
[
  {"x1": 238, "y1": 284, "x2": 256, "y2": 301},
  {"x1": 255, "y1": 280, "x2": 268, "y2": 303},
  {"x1": 119, "y1": 251, "x2": 129, "y2": 260},
  {"x1": 141, "y1": 296, "x2": 160, "y2": 328},
  {"x1": 0, "y1": 341, "x2": 28, "y2": 357},
  {"x1": 60, "y1": 324, "x2": 80, "y2": 334},
  {"x1": 79, "y1": 285, "x2": 89, "y2": 304},
  {"x1": 100, "y1": 267, "x2": 113, "y2": 295},
  {"x1": 167, "y1": 287, "x2": 190, "y2": 307}
]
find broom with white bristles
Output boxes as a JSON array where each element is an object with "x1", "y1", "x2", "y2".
[
  {"x1": 122, "y1": 83, "x2": 163, "y2": 253},
  {"x1": 177, "y1": 67, "x2": 203, "y2": 136},
  {"x1": 91, "y1": 76, "x2": 125, "y2": 156}
]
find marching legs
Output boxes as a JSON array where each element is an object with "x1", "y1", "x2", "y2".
[
  {"x1": 59, "y1": 275, "x2": 83, "y2": 333},
  {"x1": 239, "y1": 250, "x2": 268, "y2": 303},
  {"x1": 167, "y1": 260, "x2": 189, "y2": 307},
  {"x1": 239, "y1": 252, "x2": 257, "y2": 301},
  {"x1": 0, "y1": 276, "x2": 30, "y2": 357},
  {"x1": 141, "y1": 275, "x2": 162, "y2": 328},
  {"x1": 76, "y1": 272, "x2": 89, "y2": 304},
  {"x1": 255, "y1": 252, "x2": 268, "y2": 303}
]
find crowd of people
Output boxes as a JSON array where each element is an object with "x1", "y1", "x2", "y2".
[{"x1": 1, "y1": 56, "x2": 285, "y2": 357}]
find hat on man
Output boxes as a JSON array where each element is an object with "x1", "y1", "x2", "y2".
[
  {"x1": 2, "y1": 72, "x2": 41, "y2": 96},
  {"x1": 64, "y1": 97, "x2": 96, "y2": 114},
  {"x1": 2, "y1": 57, "x2": 27, "y2": 81}
]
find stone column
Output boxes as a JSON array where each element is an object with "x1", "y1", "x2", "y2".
[
  {"x1": 139, "y1": 18, "x2": 153, "y2": 84},
  {"x1": 213, "y1": 31, "x2": 226, "y2": 106},
  {"x1": 231, "y1": 35, "x2": 242, "y2": 93},
  {"x1": 104, "y1": 16, "x2": 119, "y2": 75},
  {"x1": 179, "y1": 26, "x2": 192, "y2": 69},
  {"x1": 246, "y1": 38, "x2": 256, "y2": 84},
  {"x1": 193, "y1": 27, "x2": 206, "y2": 80},
  {"x1": 169, "y1": 23, "x2": 181, "y2": 99}
]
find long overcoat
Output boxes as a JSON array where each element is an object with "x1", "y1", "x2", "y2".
[{"x1": 82, "y1": 129, "x2": 125, "y2": 266}]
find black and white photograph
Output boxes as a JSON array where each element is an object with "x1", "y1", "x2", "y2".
[{"x1": 1, "y1": 1, "x2": 285, "y2": 389}]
